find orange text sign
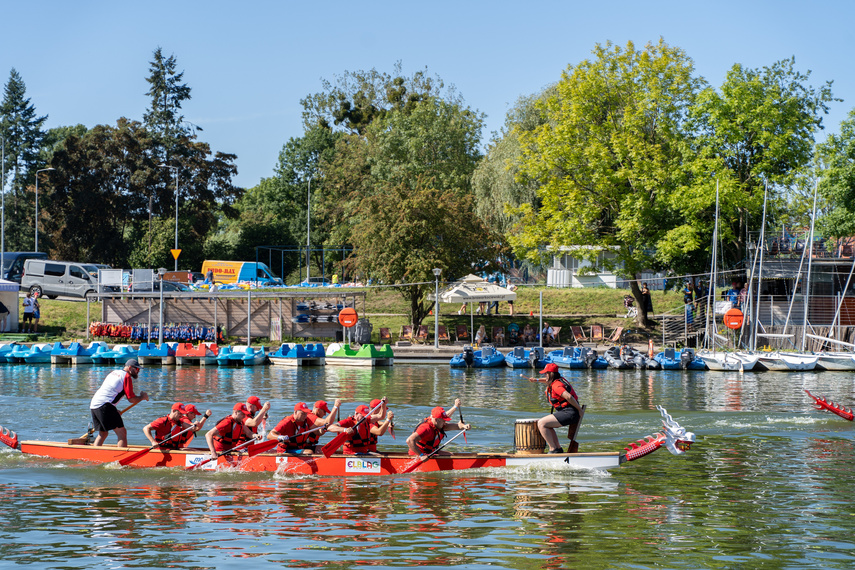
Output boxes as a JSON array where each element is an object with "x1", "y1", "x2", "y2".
[
  {"x1": 724, "y1": 308, "x2": 744, "y2": 329},
  {"x1": 338, "y1": 307, "x2": 359, "y2": 328}
]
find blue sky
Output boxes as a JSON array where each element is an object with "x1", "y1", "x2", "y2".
[{"x1": 2, "y1": 1, "x2": 853, "y2": 189}]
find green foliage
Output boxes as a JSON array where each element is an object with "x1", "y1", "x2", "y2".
[
  {"x1": 143, "y1": 47, "x2": 192, "y2": 161},
  {"x1": 0, "y1": 68, "x2": 48, "y2": 250},
  {"x1": 817, "y1": 108, "x2": 855, "y2": 238},
  {"x1": 513, "y1": 40, "x2": 703, "y2": 282},
  {"x1": 300, "y1": 62, "x2": 454, "y2": 134}
]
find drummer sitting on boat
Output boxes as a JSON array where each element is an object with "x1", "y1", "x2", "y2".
[
  {"x1": 142, "y1": 402, "x2": 211, "y2": 450},
  {"x1": 406, "y1": 399, "x2": 470, "y2": 460},
  {"x1": 526, "y1": 363, "x2": 583, "y2": 453}
]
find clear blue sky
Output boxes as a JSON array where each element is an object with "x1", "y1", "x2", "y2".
[{"x1": 2, "y1": 1, "x2": 853, "y2": 189}]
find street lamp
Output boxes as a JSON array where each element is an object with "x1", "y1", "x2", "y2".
[
  {"x1": 34, "y1": 168, "x2": 55, "y2": 253},
  {"x1": 159, "y1": 164, "x2": 179, "y2": 271},
  {"x1": 1, "y1": 135, "x2": 5, "y2": 277},
  {"x1": 433, "y1": 268, "x2": 442, "y2": 348},
  {"x1": 306, "y1": 176, "x2": 311, "y2": 283}
]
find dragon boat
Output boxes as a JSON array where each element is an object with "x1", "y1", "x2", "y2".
[{"x1": 0, "y1": 407, "x2": 694, "y2": 475}]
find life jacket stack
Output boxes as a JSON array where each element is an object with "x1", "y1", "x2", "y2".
[{"x1": 89, "y1": 322, "x2": 224, "y2": 342}]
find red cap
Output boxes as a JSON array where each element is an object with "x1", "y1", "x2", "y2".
[
  {"x1": 294, "y1": 402, "x2": 310, "y2": 413},
  {"x1": 171, "y1": 402, "x2": 184, "y2": 412},
  {"x1": 314, "y1": 400, "x2": 331, "y2": 414},
  {"x1": 355, "y1": 405, "x2": 370, "y2": 416},
  {"x1": 539, "y1": 363, "x2": 559, "y2": 374},
  {"x1": 183, "y1": 404, "x2": 200, "y2": 416},
  {"x1": 233, "y1": 403, "x2": 249, "y2": 414},
  {"x1": 431, "y1": 406, "x2": 451, "y2": 420},
  {"x1": 370, "y1": 398, "x2": 382, "y2": 409},
  {"x1": 247, "y1": 396, "x2": 262, "y2": 409}
]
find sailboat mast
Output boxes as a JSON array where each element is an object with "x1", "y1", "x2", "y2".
[
  {"x1": 706, "y1": 180, "x2": 720, "y2": 352},
  {"x1": 751, "y1": 180, "x2": 769, "y2": 351},
  {"x1": 801, "y1": 180, "x2": 819, "y2": 352}
]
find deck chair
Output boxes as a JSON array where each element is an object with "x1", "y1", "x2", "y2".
[
  {"x1": 551, "y1": 326, "x2": 562, "y2": 345},
  {"x1": 455, "y1": 324, "x2": 470, "y2": 343},
  {"x1": 400, "y1": 325, "x2": 414, "y2": 342},
  {"x1": 379, "y1": 328, "x2": 392, "y2": 344},
  {"x1": 606, "y1": 326, "x2": 624, "y2": 346},
  {"x1": 415, "y1": 325, "x2": 429, "y2": 344},
  {"x1": 571, "y1": 326, "x2": 587, "y2": 345},
  {"x1": 590, "y1": 325, "x2": 604, "y2": 344},
  {"x1": 491, "y1": 326, "x2": 505, "y2": 346},
  {"x1": 507, "y1": 323, "x2": 520, "y2": 346},
  {"x1": 438, "y1": 325, "x2": 451, "y2": 344}
]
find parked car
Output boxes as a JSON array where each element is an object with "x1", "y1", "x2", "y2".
[
  {"x1": 2, "y1": 252, "x2": 47, "y2": 283},
  {"x1": 21, "y1": 260, "x2": 109, "y2": 299}
]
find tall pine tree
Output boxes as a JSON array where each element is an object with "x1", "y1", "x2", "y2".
[
  {"x1": 143, "y1": 47, "x2": 192, "y2": 164},
  {"x1": 0, "y1": 68, "x2": 48, "y2": 251}
]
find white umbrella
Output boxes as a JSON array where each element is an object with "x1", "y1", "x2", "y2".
[{"x1": 429, "y1": 276, "x2": 517, "y2": 341}]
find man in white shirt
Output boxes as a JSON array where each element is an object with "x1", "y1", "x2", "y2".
[{"x1": 89, "y1": 359, "x2": 149, "y2": 447}]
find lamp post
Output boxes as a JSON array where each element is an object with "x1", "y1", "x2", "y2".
[
  {"x1": 34, "y1": 168, "x2": 55, "y2": 252},
  {"x1": 433, "y1": 268, "x2": 442, "y2": 348},
  {"x1": 1, "y1": 135, "x2": 5, "y2": 277},
  {"x1": 159, "y1": 164, "x2": 179, "y2": 271},
  {"x1": 306, "y1": 177, "x2": 311, "y2": 283}
]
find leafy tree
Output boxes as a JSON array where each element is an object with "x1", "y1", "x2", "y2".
[
  {"x1": 513, "y1": 40, "x2": 704, "y2": 326},
  {"x1": 347, "y1": 176, "x2": 503, "y2": 328},
  {"x1": 0, "y1": 68, "x2": 47, "y2": 250},
  {"x1": 301, "y1": 61, "x2": 455, "y2": 135},
  {"x1": 690, "y1": 57, "x2": 835, "y2": 265},
  {"x1": 143, "y1": 47, "x2": 192, "y2": 163},
  {"x1": 817, "y1": 109, "x2": 855, "y2": 239},
  {"x1": 472, "y1": 88, "x2": 556, "y2": 235}
]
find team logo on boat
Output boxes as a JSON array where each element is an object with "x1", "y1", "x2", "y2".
[
  {"x1": 345, "y1": 457, "x2": 381, "y2": 473},
  {"x1": 186, "y1": 454, "x2": 217, "y2": 470}
]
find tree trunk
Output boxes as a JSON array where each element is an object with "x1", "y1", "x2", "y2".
[{"x1": 631, "y1": 277, "x2": 654, "y2": 328}]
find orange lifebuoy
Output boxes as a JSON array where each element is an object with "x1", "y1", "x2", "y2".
[
  {"x1": 338, "y1": 307, "x2": 359, "y2": 328},
  {"x1": 724, "y1": 308, "x2": 744, "y2": 329}
]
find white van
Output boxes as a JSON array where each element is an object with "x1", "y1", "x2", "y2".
[{"x1": 21, "y1": 260, "x2": 104, "y2": 299}]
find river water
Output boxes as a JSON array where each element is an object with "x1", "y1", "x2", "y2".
[{"x1": 1, "y1": 363, "x2": 855, "y2": 569}]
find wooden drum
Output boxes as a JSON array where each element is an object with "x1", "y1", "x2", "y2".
[{"x1": 514, "y1": 419, "x2": 546, "y2": 454}]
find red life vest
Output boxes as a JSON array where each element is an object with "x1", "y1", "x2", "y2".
[
  {"x1": 212, "y1": 416, "x2": 244, "y2": 452},
  {"x1": 547, "y1": 376, "x2": 579, "y2": 410},
  {"x1": 153, "y1": 416, "x2": 190, "y2": 449},
  {"x1": 342, "y1": 416, "x2": 372, "y2": 454},
  {"x1": 412, "y1": 418, "x2": 445, "y2": 454}
]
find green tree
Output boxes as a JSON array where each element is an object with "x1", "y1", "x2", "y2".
[
  {"x1": 143, "y1": 47, "x2": 192, "y2": 163},
  {"x1": 513, "y1": 40, "x2": 704, "y2": 326},
  {"x1": 0, "y1": 68, "x2": 47, "y2": 250},
  {"x1": 347, "y1": 176, "x2": 502, "y2": 328},
  {"x1": 817, "y1": 109, "x2": 855, "y2": 239},
  {"x1": 690, "y1": 57, "x2": 835, "y2": 265}
]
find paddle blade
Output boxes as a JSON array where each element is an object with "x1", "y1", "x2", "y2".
[
  {"x1": 321, "y1": 431, "x2": 347, "y2": 458},
  {"x1": 247, "y1": 438, "x2": 279, "y2": 457},
  {"x1": 400, "y1": 456, "x2": 424, "y2": 474},
  {"x1": 119, "y1": 447, "x2": 153, "y2": 466}
]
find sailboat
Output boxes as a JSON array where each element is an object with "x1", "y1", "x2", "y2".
[
  {"x1": 697, "y1": 180, "x2": 760, "y2": 371},
  {"x1": 752, "y1": 181, "x2": 818, "y2": 371}
]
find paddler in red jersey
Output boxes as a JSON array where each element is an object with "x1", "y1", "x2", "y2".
[
  {"x1": 268, "y1": 401, "x2": 339, "y2": 454},
  {"x1": 89, "y1": 358, "x2": 149, "y2": 447},
  {"x1": 242, "y1": 395, "x2": 271, "y2": 438},
  {"x1": 526, "y1": 362, "x2": 583, "y2": 453},
  {"x1": 406, "y1": 399, "x2": 469, "y2": 458},
  {"x1": 142, "y1": 403, "x2": 211, "y2": 450},
  {"x1": 327, "y1": 404, "x2": 394, "y2": 455},
  {"x1": 366, "y1": 398, "x2": 395, "y2": 452},
  {"x1": 303, "y1": 399, "x2": 341, "y2": 452},
  {"x1": 205, "y1": 403, "x2": 258, "y2": 458}
]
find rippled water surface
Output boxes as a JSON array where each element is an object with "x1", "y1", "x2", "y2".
[{"x1": 2, "y1": 363, "x2": 855, "y2": 568}]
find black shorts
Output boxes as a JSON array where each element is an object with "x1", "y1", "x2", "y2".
[
  {"x1": 91, "y1": 403, "x2": 124, "y2": 432},
  {"x1": 23, "y1": 313, "x2": 33, "y2": 322},
  {"x1": 553, "y1": 406, "x2": 580, "y2": 427}
]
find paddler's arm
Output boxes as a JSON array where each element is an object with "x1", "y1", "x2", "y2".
[
  {"x1": 243, "y1": 402, "x2": 270, "y2": 428},
  {"x1": 446, "y1": 398, "x2": 461, "y2": 416},
  {"x1": 142, "y1": 422, "x2": 157, "y2": 446},
  {"x1": 561, "y1": 391, "x2": 583, "y2": 415},
  {"x1": 444, "y1": 420, "x2": 470, "y2": 432},
  {"x1": 194, "y1": 411, "x2": 212, "y2": 431},
  {"x1": 405, "y1": 430, "x2": 422, "y2": 457},
  {"x1": 324, "y1": 399, "x2": 342, "y2": 427},
  {"x1": 372, "y1": 411, "x2": 394, "y2": 436},
  {"x1": 205, "y1": 427, "x2": 220, "y2": 458}
]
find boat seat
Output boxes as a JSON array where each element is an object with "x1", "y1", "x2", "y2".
[
  {"x1": 664, "y1": 347, "x2": 675, "y2": 360},
  {"x1": 513, "y1": 346, "x2": 525, "y2": 358},
  {"x1": 481, "y1": 346, "x2": 494, "y2": 358}
]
